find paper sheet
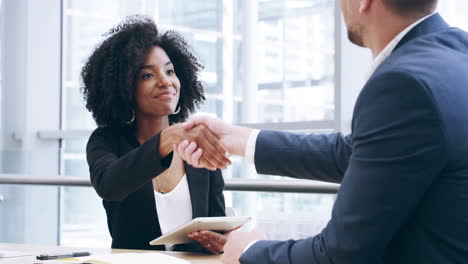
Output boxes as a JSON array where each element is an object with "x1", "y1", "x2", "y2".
[{"x1": 35, "y1": 253, "x2": 191, "y2": 264}]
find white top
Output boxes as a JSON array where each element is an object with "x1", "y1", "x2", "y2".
[
  {"x1": 242, "y1": 12, "x2": 437, "y2": 255},
  {"x1": 154, "y1": 174, "x2": 193, "y2": 251}
]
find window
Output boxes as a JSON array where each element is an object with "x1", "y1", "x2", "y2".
[
  {"x1": 438, "y1": 2, "x2": 468, "y2": 31},
  {"x1": 61, "y1": 0, "x2": 336, "y2": 246},
  {"x1": 0, "y1": 0, "x2": 3, "y2": 102},
  {"x1": 2, "y1": 0, "x2": 467, "y2": 249}
]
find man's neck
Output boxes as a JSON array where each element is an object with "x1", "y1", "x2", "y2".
[{"x1": 365, "y1": 12, "x2": 431, "y2": 57}]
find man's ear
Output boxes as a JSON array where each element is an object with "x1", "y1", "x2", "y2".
[{"x1": 359, "y1": 0, "x2": 373, "y2": 13}]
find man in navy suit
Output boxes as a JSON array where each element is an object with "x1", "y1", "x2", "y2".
[{"x1": 178, "y1": 0, "x2": 468, "y2": 263}]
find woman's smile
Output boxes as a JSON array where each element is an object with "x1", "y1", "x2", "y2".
[{"x1": 154, "y1": 90, "x2": 176, "y2": 100}]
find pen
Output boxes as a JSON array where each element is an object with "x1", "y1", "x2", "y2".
[{"x1": 36, "y1": 252, "x2": 91, "y2": 260}]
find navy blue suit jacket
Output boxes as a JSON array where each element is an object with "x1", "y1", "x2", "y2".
[
  {"x1": 86, "y1": 126, "x2": 226, "y2": 252},
  {"x1": 241, "y1": 14, "x2": 468, "y2": 264}
]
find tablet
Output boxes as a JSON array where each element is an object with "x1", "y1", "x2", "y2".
[{"x1": 149, "y1": 216, "x2": 251, "y2": 245}]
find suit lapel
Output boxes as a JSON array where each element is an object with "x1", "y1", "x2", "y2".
[
  {"x1": 143, "y1": 182, "x2": 163, "y2": 238},
  {"x1": 185, "y1": 163, "x2": 210, "y2": 219}
]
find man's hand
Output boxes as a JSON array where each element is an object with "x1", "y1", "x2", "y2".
[
  {"x1": 176, "y1": 115, "x2": 253, "y2": 169},
  {"x1": 159, "y1": 122, "x2": 231, "y2": 170},
  {"x1": 221, "y1": 229, "x2": 265, "y2": 264}
]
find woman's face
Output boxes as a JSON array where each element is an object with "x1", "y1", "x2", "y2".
[{"x1": 134, "y1": 46, "x2": 181, "y2": 119}]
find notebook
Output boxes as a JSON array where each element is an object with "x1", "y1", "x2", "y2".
[
  {"x1": 34, "y1": 253, "x2": 190, "y2": 264},
  {"x1": 0, "y1": 250, "x2": 32, "y2": 258}
]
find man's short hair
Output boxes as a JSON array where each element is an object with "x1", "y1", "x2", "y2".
[{"x1": 382, "y1": 0, "x2": 438, "y2": 16}]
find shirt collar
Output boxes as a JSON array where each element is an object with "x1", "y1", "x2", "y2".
[{"x1": 364, "y1": 12, "x2": 437, "y2": 82}]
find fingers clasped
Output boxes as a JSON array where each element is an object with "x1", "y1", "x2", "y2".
[{"x1": 177, "y1": 124, "x2": 231, "y2": 170}]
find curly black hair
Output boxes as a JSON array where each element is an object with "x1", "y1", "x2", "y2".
[{"x1": 81, "y1": 15, "x2": 205, "y2": 127}]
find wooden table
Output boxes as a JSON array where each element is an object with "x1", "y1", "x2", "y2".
[{"x1": 0, "y1": 243, "x2": 221, "y2": 264}]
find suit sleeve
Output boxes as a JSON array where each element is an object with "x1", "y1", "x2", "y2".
[
  {"x1": 240, "y1": 70, "x2": 447, "y2": 264},
  {"x1": 86, "y1": 128, "x2": 165, "y2": 201},
  {"x1": 208, "y1": 169, "x2": 226, "y2": 217},
  {"x1": 255, "y1": 131, "x2": 352, "y2": 183}
]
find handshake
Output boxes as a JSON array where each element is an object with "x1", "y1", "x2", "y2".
[{"x1": 161, "y1": 115, "x2": 253, "y2": 170}]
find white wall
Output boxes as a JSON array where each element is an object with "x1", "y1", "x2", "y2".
[{"x1": 0, "y1": 0, "x2": 61, "y2": 245}]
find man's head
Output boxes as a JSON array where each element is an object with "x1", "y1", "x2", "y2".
[
  {"x1": 339, "y1": 0, "x2": 438, "y2": 47},
  {"x1": 381, "y1": 0, "x2": 438, "y2": 17}
]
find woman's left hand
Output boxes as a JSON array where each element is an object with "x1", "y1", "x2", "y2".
[{"x1": 188, "y1": 230, "x2": 228, "y2": 254}]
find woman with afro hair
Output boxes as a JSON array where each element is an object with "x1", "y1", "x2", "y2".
[{"x1": 83, "y1": 16, "x2": 231, "y2": 253}]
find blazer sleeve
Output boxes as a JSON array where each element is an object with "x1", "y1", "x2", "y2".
[
  {"x1": 208, "y1": 169, "x2": 226, "y2": 217},
  {"x1": 86, "y1": 128, "x2": 165, "y2": 201},
  {"x1": 240, "y1": 70, "x2": 447, "y2": 264},
  {"x1": 255, "y1": 131, "x2": 352, "y2": 183}
]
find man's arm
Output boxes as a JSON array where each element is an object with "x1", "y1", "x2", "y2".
[
  {"x1": 239, "y1": 70, "x2": 447, "y2": 264},
  {"x1": 179, "y1": 117, "x2": 351, "y2": 183},
  {"x1": 254, "y1": 131, "x2": 352, "y2": 183}
]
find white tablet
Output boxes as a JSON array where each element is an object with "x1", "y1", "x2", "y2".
[{"x1": 149, "y1": 216, "x2": 252, "y2": 245}]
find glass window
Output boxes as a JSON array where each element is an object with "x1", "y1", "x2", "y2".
[
  {"x1": 257, "y1": 0, "x2": 335, "y2": 123},
  {"x1": 61, "y1": 0, "x2": 336, "y2": 246},
  {"x1": 0, "y1": 0, "x2": 3, "y2": 102},
  {"x1": 438, "y1": 2, "x2": 468, "y2": 31}
]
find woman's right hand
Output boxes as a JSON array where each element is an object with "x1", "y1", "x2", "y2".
[
  {"x1": 160, "y1": 123, "x2": 231, "y2": 171},
  {"x1": 188, "y1": 230, "x2": 228, "y2": 254}
]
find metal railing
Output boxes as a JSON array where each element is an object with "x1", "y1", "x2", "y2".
[
  {"x1": 35, "y1": 121, "x2": 335, "y2": 140},
  {"x1": 0, "y1": 174, "x2": 339, "y2": 194}
]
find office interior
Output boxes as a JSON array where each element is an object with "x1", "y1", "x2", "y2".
[{"x1": 0, "y1": 0, "x2": 466, "y2": 249}]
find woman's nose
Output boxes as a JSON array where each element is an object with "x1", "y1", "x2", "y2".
[{"x1": 157, "y1": 74, "x2": 171, "y2": 87}]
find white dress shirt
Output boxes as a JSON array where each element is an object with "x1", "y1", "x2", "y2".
[
  {"x1": 242, "y1": 12, "x2": 437, "y2": 254},
  {"x1": 154, "y1": 174, "x2": 192, "y2": 251}
]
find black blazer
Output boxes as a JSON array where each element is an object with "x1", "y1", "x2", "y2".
[{"x1": 86, "y1": 126, "x2": 226, "y2": 252}]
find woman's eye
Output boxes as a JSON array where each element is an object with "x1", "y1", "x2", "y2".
[
  {"x1": 167, "y1": 69, "x2": 175, "y2": 75},
  {"x1": 142, "y1": 73, "x2": 153, "y2": 79}
]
